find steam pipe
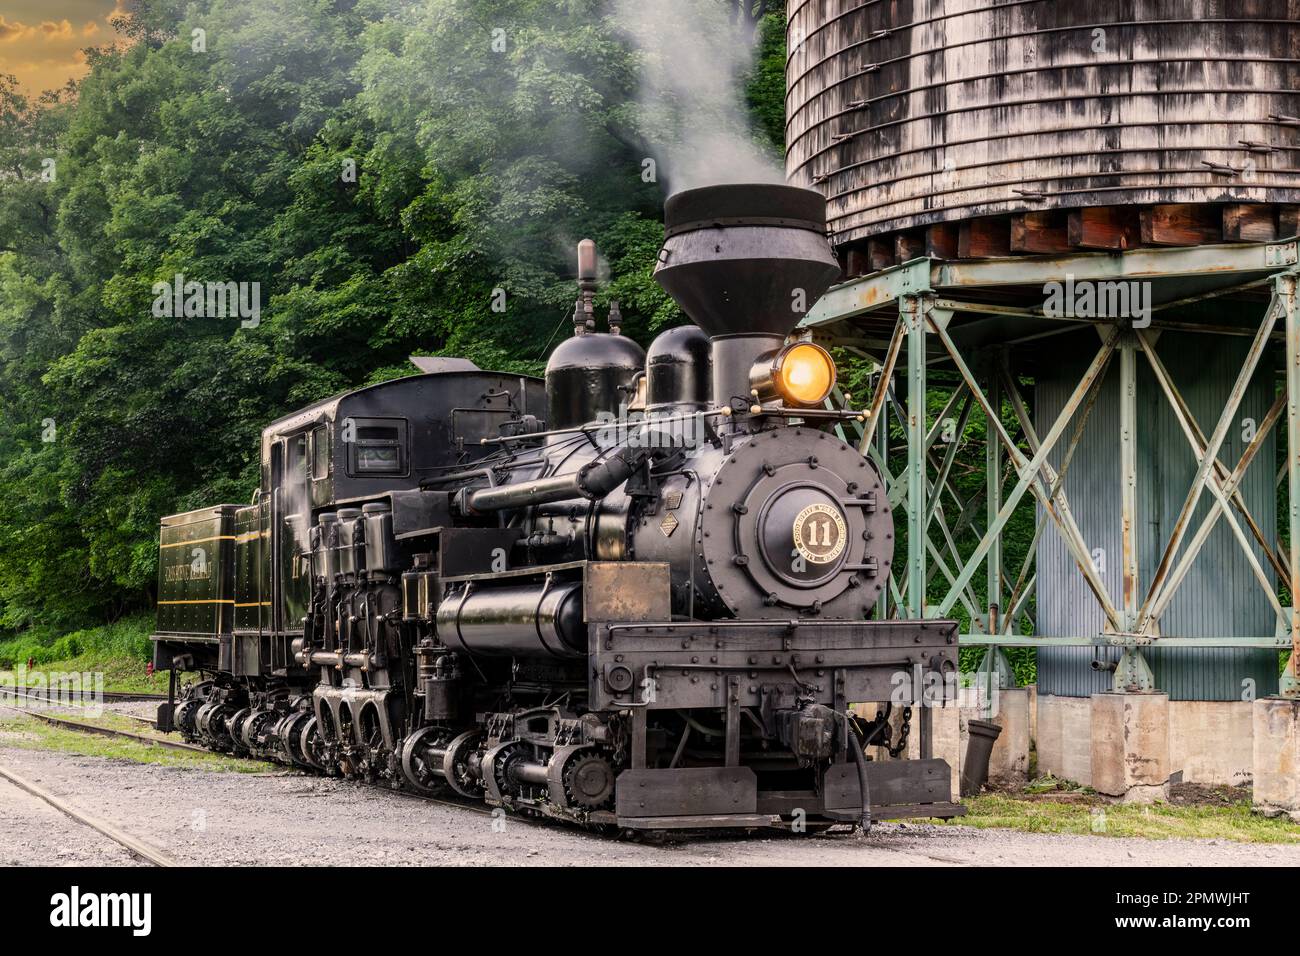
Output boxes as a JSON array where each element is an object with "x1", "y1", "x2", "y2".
[
  {"x1": 295, "y1": 649, "x2": 381, "y2": 669},
  {"x1": 711, "y1": 333, "x2": 785, "y2": 414},
  {"x1": 455, "y1": 436, "x2": 662, "y2": 515}
]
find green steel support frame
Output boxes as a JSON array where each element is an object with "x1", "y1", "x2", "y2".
[{"x1": 801, "y1": 239, "x2": 1300, "y2": 695}]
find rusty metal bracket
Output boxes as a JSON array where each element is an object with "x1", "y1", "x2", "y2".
[{"x1": 1113, "y1": 648, "x2": 1156, "y2": 694}]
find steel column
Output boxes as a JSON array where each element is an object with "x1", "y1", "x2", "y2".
[
  {"x1": 904, "y1": 294, "x2": 930, "y2": 617},
  {"x1": 1282, "y1": 272, "x2": 1300, "y2": 690},
  {"x1": 1119, "y1": 335, "x2": 1140, "y2": 630},
  {"x1": 985, "y1": 355, "x2": 1003, "y2": 634}
]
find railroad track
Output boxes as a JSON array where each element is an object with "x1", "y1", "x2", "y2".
[
  {"x1": 0, "y1": 697, "x2": 786, "y2": 842},
  {"x1": 1, "y1": 706, "x2": 211, "y2": 754},
  {"x1": 0, "y1": 761, "x2": 179, "y2": 866},
  {"x1": 0, "y1": 687, "x2": 166, "y2": 704},
  {"x1": 0, "y1": 703, "x2": 892, "y2": 852},
  {"x1": 0, "y1": 697, "x2": 564, "y2": 829},
  {"x1": 0, "y1": 696, "x2": 966, "y2": 856}
]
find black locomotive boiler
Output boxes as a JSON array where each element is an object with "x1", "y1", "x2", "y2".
[{"x1": 151, "y1": 184, "x2": 963, "y2": 830}]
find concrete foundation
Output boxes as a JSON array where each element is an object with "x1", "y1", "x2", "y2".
[
  {"x1": 1026, "y1": 684, "x2": 1038, "y2": 750},
  {"x1": 1170, "y1": 700, "x2": 1253, "y2": 788},
  {"x1": 1036, "y1": 694, "x2": 1093, "y2": 786},
  {"x1": 856, "y1": 684, "x2": 1264, "y2": 802},
  {"x1": 982, "y1": 688, "x2": 1031, "y2": 788},
  {"x1": 1252, "y1": 697, "x2": 1300, "y2": 821},
  {"x1": 1036, "y1": 693, "x2": 1257, "y2": 789},
  {"x1": 1091, "y1": 692, "x2": 1171, "y2": 802}
]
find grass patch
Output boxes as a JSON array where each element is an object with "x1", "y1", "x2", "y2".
[
  {"x1": 949, "y1": 787, "x2": 1300, "y2": 844},
  {"x1": 0, "y1": 649, "x2": 188, "y2": 695},
  {"x1": 0, "y1": 614, "x2": 154, "y2": 670},
  {"x1": 0, "y1": 711, "x2": 275, "y2": 774},
  {"x1": 0, "y1": 613, "x2": 194, "y2": 694},
  {"x1": 0, "y1": 615, "x2": 203, "y2": 694}
]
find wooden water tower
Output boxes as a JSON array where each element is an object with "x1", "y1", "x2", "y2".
[{"x1": 791, "y1": 0, "x2": 1300, "y2": 804}]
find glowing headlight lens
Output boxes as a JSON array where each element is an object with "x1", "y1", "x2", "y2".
[{"x1": 774, "y1": 343, "x2": 836, "y2": 406}]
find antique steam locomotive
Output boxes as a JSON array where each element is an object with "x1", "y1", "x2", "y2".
[{"x1": 151, "y1": 184, "x2": 962, "y2": 830}]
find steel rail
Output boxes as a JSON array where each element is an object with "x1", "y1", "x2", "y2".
[
  {"x1": 2, "y1": 687, "x2": 168, "y2": 703},
  {"x1": 0, "y1": 761, "x2": 179, "y2": 867},
  {"x1": 0, "y1": 704, "x2": 210, "y2": 754},
  {"x1": 0, "y1": 689, "x2": 707, "y2": 845},
  {"x1": 0, "y1": 687, "x2": 166, "y2": 707}
]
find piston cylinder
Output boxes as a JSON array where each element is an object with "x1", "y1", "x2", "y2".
[
  {"x1": 335, "y1": 508, "x2": 365, "y2": 575},
  {"x1": 312, "y1": 512, "x2": 339, "y2": 581},
  {"x1": 434, "y1": 581, "x2": 585, "y2": 658},
  {"x1": 362, "y1": 502, "x2": 397, "y2": 574}
]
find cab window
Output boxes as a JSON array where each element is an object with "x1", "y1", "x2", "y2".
[
  {"x1": 345, "y1": 417, "x2": 408, "y2": 477},
  {"x1": 311, "y1": 426, "x2": 329, "y2": 480}
]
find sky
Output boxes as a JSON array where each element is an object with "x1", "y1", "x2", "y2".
[{"x1": 0, "y1": 0, "x2": 123, "y2": 96}]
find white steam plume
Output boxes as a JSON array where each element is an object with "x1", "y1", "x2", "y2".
[{"x1": 613, "y1": 0, "x2": 784, "y2": 192}]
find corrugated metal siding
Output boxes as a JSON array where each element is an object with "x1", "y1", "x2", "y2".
[
  {"x1": 785, "y1": 0, "x2": 1300, "y2": 244},
  {"x1": 1036, "y1": 330, "x2": 1280, "y2": 700}
]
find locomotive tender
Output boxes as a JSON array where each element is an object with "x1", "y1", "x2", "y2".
[{"x1": 151, "y1": 184, "x2": 963, "y2": 830}]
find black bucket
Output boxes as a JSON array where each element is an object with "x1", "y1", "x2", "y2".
[{"x1": 961, "y1": 718, "x2": 1003, "y2": 797}]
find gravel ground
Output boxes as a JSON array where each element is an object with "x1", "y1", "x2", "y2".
[{"x1": 2, "y1": 744, "x2": 1300, "y2": 866}]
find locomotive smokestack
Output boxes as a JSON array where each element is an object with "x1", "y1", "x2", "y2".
[{"x1": 653, "y1": 184, "x2": 840, "y2": 410}]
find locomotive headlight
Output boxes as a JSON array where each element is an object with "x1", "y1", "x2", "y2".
[{"x1": 751, "y1": 342, "x2": 837, "y2": 407}]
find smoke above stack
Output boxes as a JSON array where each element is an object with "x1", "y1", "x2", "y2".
[{"x1": 612, "y1": 0, "x2": 783, "y2": 192}]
